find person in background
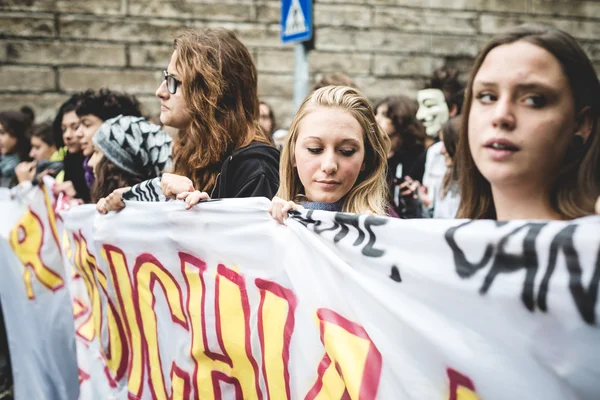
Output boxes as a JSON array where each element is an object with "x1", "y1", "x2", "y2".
[
  {"x1": 14, "y1": 122, "x2": 59, "y2": 183},
  {"x1": 73, "y1": 88, "x2": 142, "y2": 196},
  {"x1": 89, "y1": 115, "x2": 172, "y2": 204},
  {"x1": 431, "y1": 117, "x2": 461, "y2": 219},
  {"x1": 259, "y1": 101, "x2": 276, "y2": 137},
  {"x1": 270, "y1": 85, "x2": 390, "y2": 222},
  {"x1": 416, "y1": 68, "x2": 464, "y2": 211},
  {"x1": 456, "y1": 24, "x2": 600, "y2": 220},
  {"x1": 375, "y1": 95, "x2": 426, "y2": 217},
  {"x1": 99, "y1": 28, "x2": 279, "y2": 213},
  {"x1": 50, "y1": 94, "x2": 91, "y2": 203},
  {"x1": 0, "y1": 107, "x2": 34, "y2": 188}
]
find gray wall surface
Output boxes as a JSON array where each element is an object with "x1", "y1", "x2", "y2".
[{"x1": 1, "y1": 0, "x2": 599, "y2": 127}]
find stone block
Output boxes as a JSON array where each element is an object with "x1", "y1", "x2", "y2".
[
  {"x1": 316, "y1": 27, "x2": 431, "y2": 53},
  {"x1": 0, "y1": 65, "x2": 55, "y2": 91},
  {"x1": 429, "y1": 34, "x2": 481, "y2": 57},
  {"x1": 255, "y1": 1, "x2": 279, "y2": 23},
  {"x1": 428, "y1": 0, "x2": 528, "y2": 13},
  {"x1": 0, "y1": 93, "x2": 69, "y2": 121},
  {"x1": 479, "y1": 14, "x2": 600, "y2": 41},
  {"x1": 353, "y1": 76, "x2": 423, "y2": 100},
  {"x1": 0, "y1": 12, "x2": 55, "y2": 37},
  {"x1": 130, "y1": 44, "x2": 174, "y2": 68},
  {"x1": 258, "y1": 73, "x2": 295, "y2": 97},
  {"x1": 314, "y1": 3, "x2": 372, "y2": 28},
  {"x1": 0, "y1": 0, "x2": 55, "y2": 12},
  {"x1": 55, "y1": 0, "x2": 123, "y2": 15},
  {"x1": 374, "y1": 7, "x2": 477, "y2": 35},
  {"x1": 581, "y1": 42, "x2": 600, "y2": 61},
  {"x1": 373, "y1": 54, "x2": 444, "y2": 77},
  {"x1": 530, "y1": 0, "x2": 600, "y2": 18},
  {"x1": 4, "y1": 40, "x2": 126, "y2": 66},
  {"x1": 129, "y1": 0, "x2": 254, "y2": 22},
  {"x1": 59, "y1": 15, "x2": 189, "y2": 43},
  {"x1": 255, "y1": 49, "x2": 295, "y2": 73},
  {"x1": 309, "y1": 51, "x2": 371, "y2": 74},
  {"x1": 59, "y1": 68, "x2": 161, "y2": 94},
  {"x1": 135, "y1": 94, "x2": 162, "y2": 119}
]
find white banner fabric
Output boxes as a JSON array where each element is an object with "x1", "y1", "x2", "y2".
[{"x1": 0, "y1": 185, "x2": 599, "y2": 399}]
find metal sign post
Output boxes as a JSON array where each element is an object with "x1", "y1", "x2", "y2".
[{"x1": 281, "y1": 0, "x2": 313, "y2": 111}]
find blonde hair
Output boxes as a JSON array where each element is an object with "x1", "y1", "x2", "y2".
[{"x1": 277, "y1": 86, "x2": 390, "y2": 214}]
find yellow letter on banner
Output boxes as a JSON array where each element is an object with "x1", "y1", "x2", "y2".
[
  {"x1": 135, "y1": 253, "x2": 190, "y2": 400},
  {"x1": 9, "y1": 209, "x2": 63, "y2": 299},
  {"x1": 305, "y1": 309, "x2": 382, "y2": 400},
  {"x1": 103, "y1": 245, "x2": 145, "y2": 398},
  {"x1": 181, "y1": 253, "x2": 262, "y2": 400}
]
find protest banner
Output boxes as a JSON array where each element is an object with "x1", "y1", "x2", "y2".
[{"x1": 1, "y1": 184, "x2": 599, "y2": 399}]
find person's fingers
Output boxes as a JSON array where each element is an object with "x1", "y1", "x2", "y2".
[
  {"x1": 595, "y1": 196, "x2": 600, "y2": 215},
  {"x1": 96, "y1": 199, "x2": 107, "y2": 214},
  {"x1": 177, "y1": 191, "x2": 192, "y2": 200}
]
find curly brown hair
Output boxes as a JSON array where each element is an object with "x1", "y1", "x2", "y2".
[
  {"x1": 171, "y1": 28, "x2": 271, "y2": 192},
  {"x1": 90, "y1": 156, "x2": 142, "y2": 203}
]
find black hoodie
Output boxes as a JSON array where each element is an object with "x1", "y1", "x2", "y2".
[
  {"x1": 211, "y1": 142, "x2": 280, "y2": 199},
  {"x1": 124, "y1": 142, "x2": 280, "y2": 202}
]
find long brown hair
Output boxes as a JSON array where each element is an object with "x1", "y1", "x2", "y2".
[
  {"x1": 171, "y1": 28, "x2": 271, "y2": 192},
  {"x1": 456, "y1": 24, "x2": 600, "y2": 219},
  {"x1": 277, "y1": 86, "x2": 390, "y2": 215}
]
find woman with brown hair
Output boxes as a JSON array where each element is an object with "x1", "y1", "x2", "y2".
[
  {"x1": 455, "y1": 24, "x2": 600, "y2": 220},
  {"x1": 100, "y1": 28, "x2": 279, "y2": 212}
]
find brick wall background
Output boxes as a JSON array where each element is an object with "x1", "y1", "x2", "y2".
[{"x1": 1, "y1": 0, "x2": 599, "y2": 128}]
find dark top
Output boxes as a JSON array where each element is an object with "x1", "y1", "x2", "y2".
[
  {"x1": 63, "y1": 151, "x2": 91, "y2": 203},
  {"x1": 212, "y1": 142, "x2": 280, "y2": 199},
  {"x1": 386, "y1": 146, "x2": 425, "y2": 219}
]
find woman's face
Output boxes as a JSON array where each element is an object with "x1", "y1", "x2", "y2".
[
  {"x1": 29, "y1": 136, "x2": 56, "y2": 161},
  {"x1": 294, "y1": 106, "x2": 365, "y2": 204},
  {"x1": 0, "y1": 123, "x2": 17, "y2": 155},
  {"x1": 375, "y1": 104, "x2": 400, "y2": 158},
  {"x1": 259, "y1": 103, "x2": 273, "y2": 134},
  {"x1": 87, "y1": 147, "x2": 103, "y2": 177},
  {"x1": 76, "y1": 114, "x2": 103, "y2": 157},
  {"x1": 156, "y1": 51, "x2": 192, "y2": 130},
  {"x1": 62, "y1": 110, "x2": 81, "y2": 153},
  {"x1": 468, "y1": 40, "x2": 577, "y2": 193}
]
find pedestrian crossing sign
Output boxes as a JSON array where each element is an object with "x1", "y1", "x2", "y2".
[{"x1": 281, "y1": 0, "x2": 313, "y2": 44}]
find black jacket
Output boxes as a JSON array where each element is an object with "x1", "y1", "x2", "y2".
[{"x1": 212, "y1": 142, "x2": 280, "y2": 199}]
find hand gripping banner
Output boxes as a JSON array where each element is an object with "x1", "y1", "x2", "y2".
[{"x1": 0, "y1": 184, "x2": 599, "y2": 399}]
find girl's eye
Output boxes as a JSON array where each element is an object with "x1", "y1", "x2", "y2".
[
  {"x1": 307, "y1": 148, "x2": 322, "y2": 154},
  {"x1": 340, "y1": 149, "x2": 357, "y2": 157},
  {"x1": 524, "y1": 95, "x2": 546, "y2": 108},
  {"x1": 475, "y1": 92, "x2": 496, "y2": 104}
]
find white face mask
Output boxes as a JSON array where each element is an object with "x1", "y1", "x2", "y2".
[{"x1": 416, "y1": 89, "x2": 450, "y2": 138}]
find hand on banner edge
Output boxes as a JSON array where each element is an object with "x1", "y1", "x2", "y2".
[
  {"x1": 98, "y1": 186, "x2": 130, "y2": 214},
  {"x1": 269, "y1": 196, "x2": 302, "y2": 225},
  {"x1": 160, "y1": 173, "x2": 195, "y2": 199},
  {"x1": 596, "y1": 196, "x2": 600, "y2": 215},
  {"x1": 177, "y1": 190, "x2": 211, "y2": 210}
]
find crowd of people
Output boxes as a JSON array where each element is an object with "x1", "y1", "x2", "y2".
[{"x1": 1, "y1": 23, "x2": 600, "y2": 398}]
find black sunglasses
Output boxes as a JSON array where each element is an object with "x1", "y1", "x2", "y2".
[{"x1": 162, "y1": 70, "x2": 181, "y2": 94}]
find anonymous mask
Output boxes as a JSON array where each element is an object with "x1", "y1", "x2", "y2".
[{"x1": 416, "y1": 89, "x2": 450, "y2": 138}]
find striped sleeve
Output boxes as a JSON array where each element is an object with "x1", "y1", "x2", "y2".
[{"x1": 122, "y1": 177, "x2": 167, "y2": 202}]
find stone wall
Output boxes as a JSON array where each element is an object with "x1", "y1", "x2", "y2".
[{"x1": 1, "y1": 0, "x2": 599, "y2": 127}]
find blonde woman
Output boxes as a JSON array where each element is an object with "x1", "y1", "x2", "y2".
[{"x1": 270, "y1": 85, "x2": 390, "y2": 223}]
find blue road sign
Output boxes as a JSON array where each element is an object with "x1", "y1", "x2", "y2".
[{"x1": 281, "y1": 0, "x2": 312, "y2": 44}]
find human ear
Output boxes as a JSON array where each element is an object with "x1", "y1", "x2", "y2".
[{"x1": 574, "y1": 106, "x2": 593, "y2": 144}]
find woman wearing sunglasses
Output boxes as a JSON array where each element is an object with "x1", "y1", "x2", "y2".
[{"x1": 99, "y1": 28, "x2": 280, "y2": 213}]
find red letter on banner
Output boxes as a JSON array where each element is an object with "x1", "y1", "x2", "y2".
[
  {"x1": 305, "y1": 309, "x2": 382, "y2": 400},
  {"x1": 255, "y1": 279, "x2": 297, "y2": 400},
  {"x1": 447, "y1": 368, "x2": 478, "y2": 400}
]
